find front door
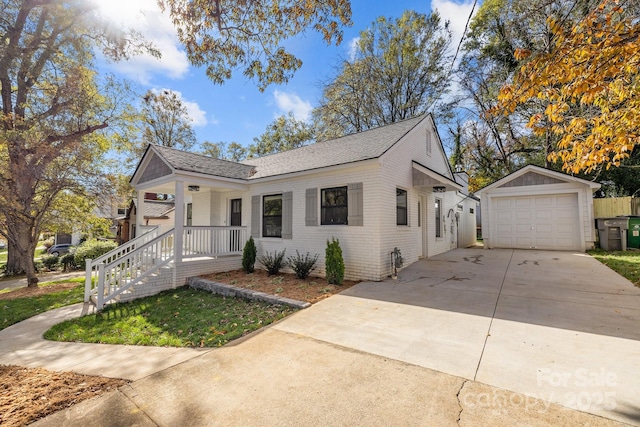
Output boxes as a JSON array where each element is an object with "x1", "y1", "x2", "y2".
[
  {"x1": 230, "y1": 199, "x2": 242, "y2": 226},
  {"x1": 230, "y1": 199, "x2": 242, "y2": 252}
]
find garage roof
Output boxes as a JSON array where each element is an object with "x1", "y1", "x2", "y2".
[{"x1": 476, "y1": 165, "x2": 600, "y2": 195}]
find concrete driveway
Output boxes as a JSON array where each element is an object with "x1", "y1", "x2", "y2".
[
  {"x1": 274, "y1": 248, "x2": 640, "y2": 425},
  {"x1": 31, "y1": 248, "x2": 640, "y2": 426}
]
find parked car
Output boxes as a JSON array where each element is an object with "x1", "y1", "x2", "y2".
[
  {"x1": 0, "y1": 241, "x2": 6, "y2": 250},
  {"x1": 47, "y1": 244, "x2": 73, "y2": 257}
]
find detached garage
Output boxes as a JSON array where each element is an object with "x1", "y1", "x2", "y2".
[{"x1": 476, "y1": 165, "x2": 600, "y2": 252}]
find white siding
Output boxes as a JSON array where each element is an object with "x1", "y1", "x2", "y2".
[
  {"x1": 191, "y1": 191, "x2": 211, "y2": 225},
  {"x1": 375, "y1": 117, "x2": 467, "y2": 274},
  {"x1": 248, "y1": 163, "x2": 384, "y2": 281}
]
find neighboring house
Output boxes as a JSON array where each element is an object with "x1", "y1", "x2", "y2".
[
  {"x1": 85, "y1": 114, "x2": 477, "y2": 310},
  {"x1": 476, "y1": 165, "x2": 600, "y2": 251},
  {"x1": 117, "y1": 199, "x2": 175, "y2": 244}
]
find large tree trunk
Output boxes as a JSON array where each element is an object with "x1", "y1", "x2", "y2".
[
  {"x1": 5, "y1": 241, "x2": 24, "y2": 276},
  {"x1": 7, "y1": 222, "x2": 39, "y2": 287}
]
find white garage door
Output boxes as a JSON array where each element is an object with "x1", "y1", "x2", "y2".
[{"x1": 492, "y1": 194, "x2": 581, "y2": 250}]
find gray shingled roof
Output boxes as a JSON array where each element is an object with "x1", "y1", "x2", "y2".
[
  {"x1": 132, "y1": 199, "x2": 175, "y2": 218},
  {"x1": 152, "y1": 145, "x2": 255, "y2": 180},
  {"x1": 242, "y1": 115, "x2": 426, "y2": 179},
  {"x1": 149, "y1": 115, "x2": 426, "y2": 181}
]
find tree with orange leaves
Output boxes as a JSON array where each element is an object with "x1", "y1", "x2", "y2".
[{"x1": 494, "y1": 0, "x2": 639, "y2": 173}]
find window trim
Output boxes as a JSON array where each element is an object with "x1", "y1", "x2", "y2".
[
  {"x1": 396, "y1": 188, "x2": 408, "y2": 226},
  {"x1": 321, "y1": 186, "x2": 348, "y2": 225},
  {"x1": 435, "y1": 197, "x2": 442, "y2": 238},
  {"x1": 262, "y1": 194, "x2": 283, "y2": 238}
]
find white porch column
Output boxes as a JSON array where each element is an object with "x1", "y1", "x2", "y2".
[
  {"x1": 174, "y1": 180, "x2": 185, "y2": 263},
  {"x1": 136, "y1": 190, "x2": 144, "y2": 238}
]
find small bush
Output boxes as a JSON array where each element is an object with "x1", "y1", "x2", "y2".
[
  {"x1": 259, "y1": 249, "x2": 287, "y2": 276},
  {"x1": 42, "y1": 239, "x2": 54, "y2": 249},
  {"x1": 325, "y1": 238, "x2": 345, "y2": 285},
  {"x1": 41, "y1": 255, "x2": 60, "y2": 270},
  {"x1": 288, "y1": 251, "x2": 319, "y2": 279},
  {"x1": 60, "y1": 252, "x2": 78, "y2": 271},
  {"x1": 242, "y1": 236, "x2": 257, "y2": 273},
  {"x1": 73, "y1": 239, "x2": 117, "y2": 266}
]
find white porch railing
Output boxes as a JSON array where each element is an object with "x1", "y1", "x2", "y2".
[
  {"x1": 182, "y1": 226, "x2": 247, "y2": 258},
  {"x1": 85, "y1": 226, "x2": 247, "y2": 311}
]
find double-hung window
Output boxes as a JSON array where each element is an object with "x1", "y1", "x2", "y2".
[
  {"x1": 396, "y1": 189, "x2": 408, "y2": 225},
  {"x1": 321, "y1": 186, "x2": 348, "y2": 225},
  {"x1": 262, "y1": 194, "x2": 282, "y2": 237}
]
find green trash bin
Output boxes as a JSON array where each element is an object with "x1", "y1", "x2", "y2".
[{"x1": 628, "y1": 216, "x2": 640, "y2": 249}]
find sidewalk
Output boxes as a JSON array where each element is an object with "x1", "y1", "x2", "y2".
[
  {"x1": 0, "y1": 303, "x2": 209, "y2": 381},
  {"x1": 0, "y1": 271, "x2": 86, "y2": 291}
]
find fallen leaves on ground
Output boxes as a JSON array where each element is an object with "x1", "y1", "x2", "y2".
[
  {"x1": 0, "y1": 365, "x2": 127, "y2": 427},
  {"x1": 201, "y1": 269, "x2": 359, "y2": 303},
  {"x1": 0, "y1": 282, "x2": 78, "y2": 300}
]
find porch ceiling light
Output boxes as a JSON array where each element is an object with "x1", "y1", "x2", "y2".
[
  {"x1": 433, "y1": 186, "x2": 446, "y2": 193},
  {"x1": 188, "y1": 185, "x2": 200, "y2": 192}
]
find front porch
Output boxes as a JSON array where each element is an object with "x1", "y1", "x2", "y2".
[{"x1": 84, "y1": 225, "x2": 248, "y2": 311}]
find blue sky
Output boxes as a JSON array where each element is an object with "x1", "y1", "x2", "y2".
[{"x1": 97, "y1": 0, "x2": 477, "y2": 153}]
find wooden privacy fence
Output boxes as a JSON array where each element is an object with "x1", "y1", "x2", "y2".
[{"x1": 594, "y1": 197, "x2": 640, "y2": 218}]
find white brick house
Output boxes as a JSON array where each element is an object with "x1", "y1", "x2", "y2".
[{"x1": 127, "y1": 114, "x2": 477, "y2": 283}]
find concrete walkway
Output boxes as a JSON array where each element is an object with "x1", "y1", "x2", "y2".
[
  {"x1": 0, "y1": 303, "x2": 209, "y2": 380},
  {"x1": 2, "y1": 248, "x2": 638, "y2": 426}
]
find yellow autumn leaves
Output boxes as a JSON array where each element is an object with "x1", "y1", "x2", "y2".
[{"x1": 493, "y1": 0, "x2": 639, "y2": 173}]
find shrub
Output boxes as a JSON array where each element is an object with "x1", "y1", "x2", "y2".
[
  {"x1": 288, "y1": 251, "x2": 319, "y2": 279},
  {"x1": 41, "y1": 255, "x2": 60, "y2": 270},
  {"x1": 325, "y1": 238, "x2": 345, "y2": 285},
  {"x1": 242, "y1": 236, "x2": 257, "y2": 273},
  {"x1": 60, "y1": 252, "x2": 78, "y2": 271},
  {"x1": 73, "y1": 239, "x2": 117, "y2": 266},
  {"x1": 42, "y1": 239, "x2": 54, "y2": 249},
  {"x1": 259, "y1": 249, "x2": 287, "y2": 276}
]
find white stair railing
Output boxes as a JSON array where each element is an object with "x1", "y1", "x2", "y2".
[
  {"x1": 84, "y1": 227, "x2": 159, "y2": 304},
  {"x1": 84, "y1": 227, "x2": 168, "y2": 310}
]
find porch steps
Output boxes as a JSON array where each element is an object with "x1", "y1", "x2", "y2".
[{"x1": 115, "y1": 265, "x2": 176, "y2": 303}]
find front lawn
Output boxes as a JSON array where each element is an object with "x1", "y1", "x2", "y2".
[
  {"x1": 0, "y1": 278, "x2": 85, "y2": 330},
  {"x1": 45, "y1": 287, "x2": 296, "y2": 347},
  {"x1": 589, "y1": 249, "x2": 640, "y2": 287}
]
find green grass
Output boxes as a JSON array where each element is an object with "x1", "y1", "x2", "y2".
[
  {"x1": 44, "y1": 287, "x2": 296, "y2": 347},
  {"x1": 0, "y1": 278, "x2": 85, "y2": 330},
  {"x1": 589, "y1": 249, "x2": 640, "y2": 287},
  {"x1": 0, "y1": 249, "x2": 7, "y2": 263}
]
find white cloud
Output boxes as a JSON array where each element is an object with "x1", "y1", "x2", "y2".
[
  {"x1": 97, "y1": 0, "x2": 189, "y2": 84},
  {"x1": 153, "y1": 88, "x2": 208, "y2": 127},
  {"x1": 272, "y1": 90, "x2": 313, "y2": 121},
  {"x1": 431, "y1": 0, "x2": 477, "y2": 52},
  {"x1": 347, "y1": 37, "x2": 361, "y2": 62}
]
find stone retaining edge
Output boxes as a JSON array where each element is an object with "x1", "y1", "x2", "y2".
[{"x1": 188, "y1": 277, "x2": 311, "y2": 310}]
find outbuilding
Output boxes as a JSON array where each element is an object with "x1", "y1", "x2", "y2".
[{"x1": 476, "y1": 165, "x2": 600, "y2": 251}]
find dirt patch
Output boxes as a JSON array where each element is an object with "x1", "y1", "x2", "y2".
[
  {"x1": 201, "y1": 269, "x2": 359, "y2": 304},
  {"x1": 0, "y1": 282, "x2": 79, "y2": 300},
  {"x1": 0, "y1": 365, "x2": 127, "y2": 427}
]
